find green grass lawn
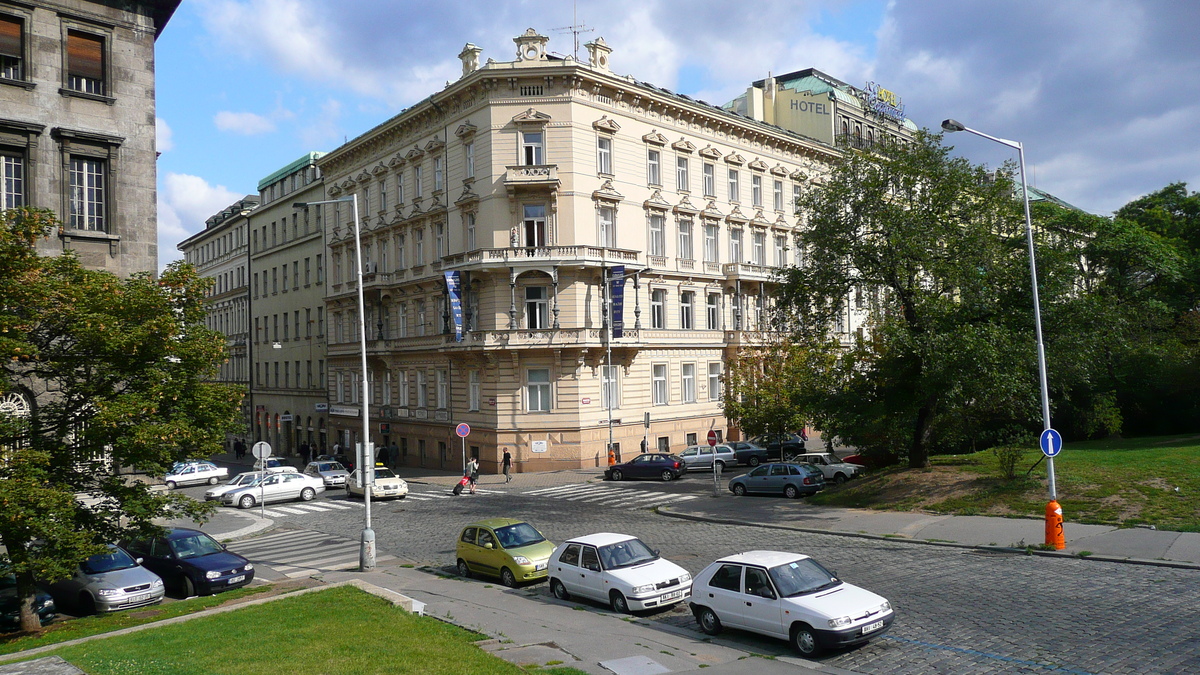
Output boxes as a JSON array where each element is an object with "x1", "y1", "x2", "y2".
[
  {"x1": 812, "y1": 434, "x2": 1200, "y2": 531},
  {"x1": 25, "y1": 585, "x2": 587, "y2": 675}
]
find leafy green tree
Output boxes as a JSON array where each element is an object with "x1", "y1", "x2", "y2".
[
  {"x1": 722, "y1": 338, "x2": 835, "y2": 443},
  {"x1": 0, "y1": 207, "x2": 241, "y2": 632}
]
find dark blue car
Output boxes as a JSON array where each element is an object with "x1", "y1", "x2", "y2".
[
  {"x1": 122, "y1": 528, "x2": 254, "y2": 597},
  {"x1": 605, "y1": 453, "x2": 688, "y2": 482},
  {"x1": 1, "y1": 574, "x2": 55, "y2": 632}
]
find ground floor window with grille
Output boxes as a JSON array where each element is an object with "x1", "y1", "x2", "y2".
[
  {"x1": 69, "y1": 156, "x2": 105, "y2": 231},
  {"x1": 527, "y1": 368, "x2": 551, "y2": 411}
]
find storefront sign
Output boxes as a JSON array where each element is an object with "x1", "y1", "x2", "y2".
[
  {"x1": 531, "y1": 440, "x2": 548, "y2": 453},
  {"x1": 862, "y1": 82, "x2": 906, "y2": 122},
  {"x1": 329, "y1": 405, "x2": 359, "y2": 417}
]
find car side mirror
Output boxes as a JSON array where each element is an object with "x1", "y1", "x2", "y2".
[
  {"x1": 135, "y1": 557, "x2": 144, "y2": 564},
  {"x1": 484, "y1": 543, "x2": 493, "y2": 549}
]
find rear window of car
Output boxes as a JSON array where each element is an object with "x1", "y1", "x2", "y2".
[
  {"x1": 559, "y1": 544, "x2": 581, "y2": 566},
  {"x1": 460, "y1": 527, "x2": 477, "y2": 544},
  {"x1": 709, "y1": 564, "x2": 742, "y2": 591}
]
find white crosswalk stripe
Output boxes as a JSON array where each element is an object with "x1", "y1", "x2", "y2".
[
  {"x1": 521, "y1": 483, "x2": 699, "y2": 509},
  {"x1": 231, "y1": 529, "x2": 394, "y2": 578}
]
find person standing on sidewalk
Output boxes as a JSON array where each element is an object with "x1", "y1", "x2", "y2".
[
  {"x1": 467, "y1": 457, "x2": 479, "y2": 494},
  {"x1": 501, "y1": 447, "x2": 512, "y2": 483}
]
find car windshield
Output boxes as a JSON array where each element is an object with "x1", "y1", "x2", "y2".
[
  {"x1": 372, "y1": 468, "x2": 397, "y2": 480},
  {"x1": 168, "y1": 533, "x2": 225, "y2": 560},
  {"x1": 318, "y1": 462, "x2": 345, "y2": 472},
  {"x1": 81, "y1": 547, "x2": 138, "y2": 574},
  {"x1": 598, "y1": 538, "x2": 657, "y2": 570},
  {"x1": 494, "y1": 523, "x2": 545, "y2": 549},
  {"x1": 229, "y1": 473, "x2": 260, "y2": 486},
  {"x1": 768, "y1": 558, "x2": 841, "y2": 597}
]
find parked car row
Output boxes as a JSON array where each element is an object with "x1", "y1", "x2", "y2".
[{"x1": 453, "y1": 519, "x2": 894, "y2": 657}]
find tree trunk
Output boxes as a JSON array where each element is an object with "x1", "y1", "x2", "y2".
[
  {"x1": 909, "y1": 404, "x2": 933, "y2": 468},
  {"x1": 16, "y1": 569, "x2": 43, "y2": 633}
]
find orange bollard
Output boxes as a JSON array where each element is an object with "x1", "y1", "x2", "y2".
[
  {"x1": 1045, "y1": 500, "x2": 1065, "y2": 550},
  {"x1": 608, "y1": 447, "x2": 616, "y2": 466}
]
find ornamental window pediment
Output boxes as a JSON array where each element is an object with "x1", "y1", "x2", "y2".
[
  {"x1": 642, "y1": 130, "x2": 668, "y2": 146},
  {"x1": 592, "y1": 116, "x2": 621, "y2": 134},
  {"x1": 725, "y1": 205, "x2": 749, "y2": 224},
  {"x1": 455, "y1": 122, "x2": 478, "y2": 139},
  {"x1": 405, "y1": 145, "x2": 425, "y2": 161},
  {"x1": 388, "y1": 154, "x2": 405, "y2": 169},
  {"x1": 339, "y1": 179, "x2": 356, "y2": 191},
  {"x1": 770, "y1": 164, "x2": 790, "y2": 177},
  {"x1": 512, "y1": 107, "x2": 552, "y2": 125},
  {"x1": 592, "y1": 178, "x2": 624, "y2": 204},
  {"x1": 748, "y1": 158, "x2": 769, "y2": 172},
  {"x1": 424, "y1": 137, "x2": 445, "y2": 153},
  {"x1": 328, "y1": 185, "x2": 343, "y2": 197},
  {"x1": 672, "y1": 138, "x2": 697, "y2": 153},
  {"x1": 673, "y1": 195, "x2": 700, "y2": 215},
  {"x1": 703, "y1": 200, "x2": 724, "y2": 218},
  {"x1": 372, "y1": 164, "x2": 388, "y2": 176},
  {"x1": 699, "y1": 145, "x2": 722, "y2": 160},
  {"x1": 790, "y1": 169, "x2": 808, "y2": 182},
  {"x1": 751, "y1": 209, "x2": 771, "y2": 226},
  {"x1": 724, "y1": 153, "x2": 746, "y2": 166},
  {"x1": 643, "y1": 189, "x2": 671, "y2": 211},
  {"x1": 356, "y1": 171, "x2": 372, "y2": 184}
]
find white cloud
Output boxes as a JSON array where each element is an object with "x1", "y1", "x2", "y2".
[
  {"x1": 156, "y1": 117, "x2": 174, "y2": 153},
  {"x1": 299, "y1": 98, "x2": 343, "y2": 148},
  {"x1": 157, "y1": 173, "x2": 243, "y2": 270},
  {"x1": 214, "y1": 110, "x2": 277, "y2": 135}
]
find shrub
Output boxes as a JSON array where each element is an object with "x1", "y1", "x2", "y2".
[{"x1": 992, "y1": 445, "x2": 1024, "y2": 480}]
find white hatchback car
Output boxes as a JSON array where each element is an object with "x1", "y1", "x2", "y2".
[
  {"x1": 689, "y1": 550, "x2": 893, "y2": 656},
  {"x1": 164, "y1": 461, "x2": 228, "y2": 489},
  {"x1": 548, "y1": 533, "x2": 692, "y2": 613}
]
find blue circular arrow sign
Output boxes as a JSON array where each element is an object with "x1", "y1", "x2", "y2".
[{"x1": 1040, "y1": 428, "x2": 1063, "y2": 458}]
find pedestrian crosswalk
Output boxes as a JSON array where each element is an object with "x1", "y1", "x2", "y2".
[
  {"x1": 521, "y1": 483, "x2": 699, "y2": 509},
  {"x1": 402, "y1": 487, "x2": 501, "y2": 502},
  {"x1": 230, "y1": 528, "x2": 393, "y2": 578},
  {"x1": 257, "y1": 499, "x2": 358, "y2": 519}
]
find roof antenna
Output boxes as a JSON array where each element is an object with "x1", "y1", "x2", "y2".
[{"x1": 553, "y1": 0, "x2": 593, "y2": 59}]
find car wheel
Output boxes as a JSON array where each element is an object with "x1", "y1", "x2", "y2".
[
  {"x1": 182, "y1": 576, "x2": 196, "y2": 599},
  {"x1": 457, "y1": 559, "x2": 472, "y2": 579},
  {"x1": 238, "y1": 494, "x2": 256, "y2": 509},
  {"x1": 697, "y1": 607, "x2": 722, "y2": 635},
  {"x1": 785, "y1": 484, "x2": 800, "y2": 499},
  {"x1": 300, "y1": 487, "x2": 316, "y2": 501},
  {"x1": 660, "y1": 469, "x2": 675, "y2": 482},
  {"x1": 551, "y1": 578, "x2": 570, "y2": 600},
  {"x1": 165, "y1": 481, "x2": 177, "y2": 490},
  {"x1": 611, "y1": 469, "x2": 623, "y2": 481},
  {"x1": 207, "y1": 476, "x2": 219, "y2": 485},
  {"x1": 748, "y1": 456, "x2": 761, "y2": 467},
  {"x1": 610, "y1": 591, "x2": 630, "y2": 614},
  {"x1": 77, "y1": 592, "x2": 96, "y2": 616},
  {"x1": 732, "y1": 483, "x2": 747, "y2": 497},
  {"x1": 715, "y1": 461, "x2": 725, "y2": 472},
  {"x1": 500, "y1": 567, "x2": 517, "y2": 588},
  {"x1": 791, "y1": 623, "x2": 822, "y2": 657},
  {"x1": 834, "y1": 473, "x2": 848, "y2": 485}
]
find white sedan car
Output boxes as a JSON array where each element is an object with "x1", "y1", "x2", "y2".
[
  {"x1": 164, "y1": 461, "x2": 228, "y2": 489},
  {"x1": 689, "y1": 550, "x2": 893, "y2": 656},
  {"x1": 548, "y1": 533, "x2": 692, "y2": 613},
  {"x1": 346, "y1": 465, "x2": 408, "y2": 500},
  {"x1": 221, "y1": 472, "x2": 325, "y2": 509},
  {"x1": 203, "y1": 467, "x2": 298, "y2": 501}
]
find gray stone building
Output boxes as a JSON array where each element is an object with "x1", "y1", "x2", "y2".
[{"x1": 1, "y1": 0, "x2": 179, "y2": 276}]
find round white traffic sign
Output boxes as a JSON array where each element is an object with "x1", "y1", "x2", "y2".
[{"x1": 251, "y1": 441, "x2": 272, "y2": 460}]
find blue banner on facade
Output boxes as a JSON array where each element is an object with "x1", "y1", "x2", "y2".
[
  {"x1": 445, "y1": 271, "x2": 464, "y2": 342},
  {"x1": 610, "y1": 265, "x2": 626, "y2": 338}
]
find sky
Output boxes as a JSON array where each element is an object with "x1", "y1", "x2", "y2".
[{"x1": 153, "y1": 0, "x2": 1200, "y2": 270}]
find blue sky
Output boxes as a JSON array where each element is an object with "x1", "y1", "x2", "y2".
[{"x1": 153, "y1": 0, "x2": 1200, "y2": 270}]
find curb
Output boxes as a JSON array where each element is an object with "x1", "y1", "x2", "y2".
[{"x1": 655, "y1": 506, "x2": 1200, "y2": 571}]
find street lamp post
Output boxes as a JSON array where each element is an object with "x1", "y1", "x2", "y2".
[
  {"x1": 295, "y1": 195, "x2": 375, "y2": 569},
  {"x1": 941, "y1": 119, "x2": 1063, "y2": 548}
]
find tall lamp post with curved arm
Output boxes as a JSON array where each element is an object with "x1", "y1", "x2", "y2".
[
  {"x1": 941, "y1": 119, "x2": 1063, "y2": 549},
  {"x1": 294, "y1": 195, "x2": 375, "y2": 569}
]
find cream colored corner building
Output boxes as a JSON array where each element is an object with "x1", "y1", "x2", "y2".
[{"x1": 315, "y1": 30, "x2": 913, "y2": 473}]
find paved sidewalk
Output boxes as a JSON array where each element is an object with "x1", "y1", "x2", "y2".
[{"x1": 659, "y1": 496, "x2": 1200, "y2": 569}]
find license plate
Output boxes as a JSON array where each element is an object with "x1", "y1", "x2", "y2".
[
  {"x1": 661, "y1": 590, "x2": 684, "y2": 601},
  {"x1": 862, "y1": 619, "x2": 884, "y2": 634},
  {"x1": 128, "y1": 593, "x2": 151, "y2": 603},
  {"x1": 228, "y1": 575, "x2": 246, "y2": 584},
  {"x1": 535, "y1": 562, "x2": 548, "y2": 571}
]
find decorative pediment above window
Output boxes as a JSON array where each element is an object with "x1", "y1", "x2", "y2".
[
  {"x1": 723, "y1": 153, "x2": 746, "y2": 166},
  {"x1": 592, "y1": 178, "x2": 624, "y2": 204},
  {"x1": 339, "y1": 179, "x2": 356, "y2": 191},
  {"x1": 512, "y1": 107, "x2": 552, "y2": 126},
  {"x1": 372, "y1": 164, "x2": 388, "y2": 176},
  {"x1": 424, "y1": 137, "x2": 445, "y2": 153},
  {"x1": 328, "y1": 185, "x2": 343, "y2": 197},
  {"x1": 643, "y1": 189, "x2": 671, "y2": 210},
  {"x1": 455, "y1": 122, "x2": 478, "y2": 139},
  {"x1": 751, "y1": 209, "x2": 771, "y2": 226},
  {"x1": 673, "y1": 195, "x2": 700, "y2": 215},
  {"x1": 592, "y1": 116, "x2": 621, "y2": 134},
  {"x1": 672, "y1": 138, "x2": 697, "y2": 153},
  {"x1": 405, "y1": 145, "x2": 425, "y2": 161},
  {"x1": 748, "y1": 158, "x2": 769, "y2": 172},
  {"x1": 703, "y1": 200, "x2": 724, "y2": 218},
  {"x1": 642, "y1": 130, "x2": 668, "y2": 146},
  {"x1": 774, "y1": 214, "x2": 791, "y2": 227},
  {"x1": 725, "y1": 205, "x2": 749, "y2": 224},
  {"x1": 388, "y1": 154, "x2": 406, "y2": 169},
  {"x1": 455, "y1": 186, "x2": 480, "y2": 207},
  {"x1": 699, "y1": 145, "x2": 722, "y2": 160},
  {"x1": 356, "y1": 171, "x2": 371, "y2": 184},
  {"x1": 770, "y1": 164, "x2": 790, "y2": 177},
  {"x1": 790, "y1": 169, "x2": 808, "y2": 182}
]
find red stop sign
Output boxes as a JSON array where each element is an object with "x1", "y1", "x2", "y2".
[{"x1": 707, "y1": 430, "x2": 719, "y2": 447}]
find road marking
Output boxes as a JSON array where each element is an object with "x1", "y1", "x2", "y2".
[
  {"x1": 232, "y1": 529, "x2": 396, "y2": 578},
  {"x1": 268, "y1": 506, "x2": 309, "y2": 515}
]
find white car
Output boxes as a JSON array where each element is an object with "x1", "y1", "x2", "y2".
[
  {"x1": 303, "y1": 461, "x2": 350, "y2": 488},
  {"x1": 548, "y1": 533, "x2": 692, "y2": 613},
  {"x1": 689, "y1": 550, "x2": 893, "y2": 657},
  {"x1": 203, "y1": 467, "x2": 297, "y2": 501},
  {"x1": 791, "y1": 453, "x2": 862, "y2": 484},
  {"x1": 346, "y1": 465, "x2": 408, "y2": 500},
  {"x1": 163, "y1": 461, "x2": 228, "y2": 489},
  {"x1": 221, "y1": 472, "x2": 325, "y2": 509},
  {"x1": 678, "y1": 444, "x2": 738, "y2": 471}
]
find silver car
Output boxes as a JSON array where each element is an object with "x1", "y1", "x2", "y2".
[
  {"x1": 303, "y1": 461, "x2": 349, "y2": 488},
  {"x1": 222, "y1": 472, "x2": 325, "y2": 509},
  {"x1": 204, "y1": 467, "x2": 299, "y2": 501},
  {"x1": 45, "y1": 545, "x2": 164, "y2": 614},
  {"x1": 678, "y1": 444, "x2": 738, "y2": 471}
]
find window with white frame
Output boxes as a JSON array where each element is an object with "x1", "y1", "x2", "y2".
[
  {"x1": 396, "y1": 234, "x2": 406, "y2": 269},
  {"x1": 682, "y1": 363, "x2": 696, "y2": 403},
  {"x1": 414, "y1": 165, "x2": 423, "y2": 198},
  {"x1": 728, "y1": 168, "x2": 739, "y2": 202},
  {"x1": 597, "y1": 136, "x2": 612, "y2": 175},
  {"x1": 465, "y1": 142, "x2": 475, "y2": 178},
  {"x1": 468, "y1": 370, "x2": 480, "y2": 411},
  {"x1": 678, "y1": 219, "x2": 693, "y2": 260},
  {"x1": 416, "y1": 300, "x2": 426, "y2": 336},
  {"x1": 465, "y1": 212, "x2": 476, "y2": 250},
  {"x1": 523, "y1": 204, "x2": 546, "y2": 247},
  {"x1": 414, "y1": 228, "x2": 424, "y2": 264},
  {"x1": 680, "y1": 291, "x2": 694, "y2": 330},
  {"x1": 336, "y1": 372, "x2": 344, "y2": 402},
  {"x1": 793, "y1": 182, "x2": 801, "y2": 212},
  {"x1": 601, "y1": 364, "x2": 620, "y2": 410},
  {"x1": 525, "y1": 286, "x2": 549, "y2": 329},
  {"x1": 773, "y1": 180, "x2": 783, "y2": 211},
  {"x1": 68, "y1": 156, "x2": 105, "y2": 231},
  {"x1": 704, "y1": 223, "x2": 719, "y2": 262},
  {"x1": 417, "y1": 370, "x2": 428, "y2": 407},
  {"x1": 651, "y1": 289, "x2": 665, "y2": 328},
  {"x1": 398, "y1": 301, "x2": 408, "y2": 338},
  {"x1": 350, "y1": 372, "x2": 360, "y2": 403},
  {"x1": 752, "y1": 174, "x2": 763, "y2": 207},
  {"x1": 396, "y1": 172, "x2": 405, "y2": 204},
  {"x1": 647, "y1": 149, "x2": 661, "y2": 185},
  {"x1": 522, "y1": 131, "x2": 544, "y2": 165},
  {"x1": 676, "y1": 156, "x2": 689, "y2": 191},
  {"x1": 384, "y1": 371, "x2": 392, "y2": 405},
  {"x1": 526, "y1": 368, "x2": 551, "y2": 411},
  {"x1": 400, "y1": 370, "x2": 410, "y2": 405},
  {"x1": 706, "y1": 292, "x2": 720, "y2": 329},
  {"x1": 652, "y1": 364, "x2": 668, "y2": 405},
  {"x1": 774, "y1": 234, "x2": 787, "y2": 267},
  {"x1": 1, "y1": 152, "x2": 24, "y2": 209},
  {"x1": 703, "y1": 163, "x2": 715, "y2": 196},
  {"x1": 437, "y1": 369, "x2": 448, "y2": 409},
  {"x1": 435, "y1": 222, "x2": 445, "y2": 258},
  {"x1": 730, "y1": 229, "x2": 743, "y2": 263},
  {"x1": 434, "y1": 157, "x2": 443, "y2": 191},
  {"x1": 379, "y1": 180, "x2": 387, "y2": 211},
  {"x1": 708, "y1": 362, "x2": 722, "y2": 400},
  {"x1": 649, "y1": 213, "x2": 665, "y2": 256},
  {"x1": 599, "y1": 206, "x2": 615, "y2": 248},
  {"x1": 752, "y1": 231, "x2": 766, "y2": 265}
]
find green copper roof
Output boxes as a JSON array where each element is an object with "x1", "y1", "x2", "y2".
[{"x1": 257, "y1": 152, "x2": 327, "y2": 192}]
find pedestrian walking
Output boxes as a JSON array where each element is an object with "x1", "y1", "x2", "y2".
[
  {"x1": 502, "y1": 447, "x2": 512, "y2": 483},
  {"x1": 300, "y1": 442, "x2": 311, "y2": 466},
  {"x1": 467, "y1": 457, "x2": 479, "y2": 494}
]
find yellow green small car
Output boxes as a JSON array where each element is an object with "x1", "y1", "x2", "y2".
[{"x1": 456, "y1": 519, "x2": 555, "y2": 587}]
